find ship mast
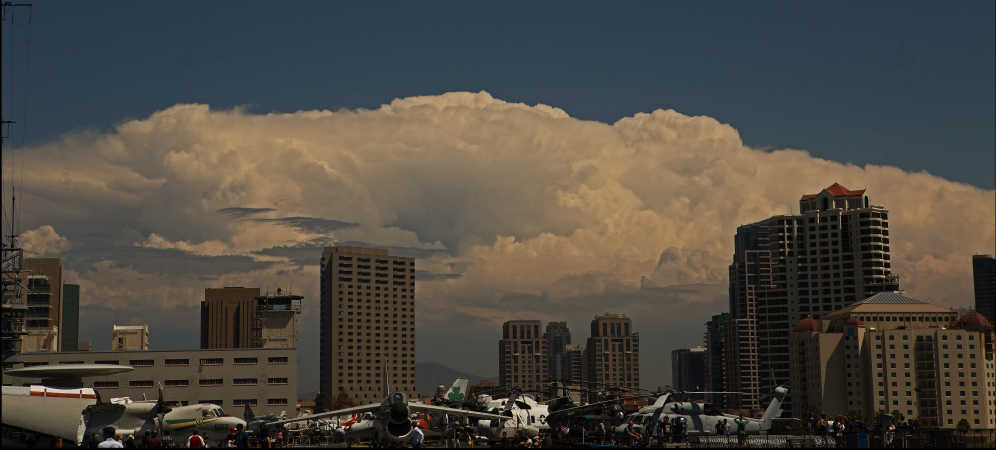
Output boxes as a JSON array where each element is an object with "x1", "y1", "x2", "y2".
[{"x1": 1, "y1": 1, "x2": 33, "y2": 367}]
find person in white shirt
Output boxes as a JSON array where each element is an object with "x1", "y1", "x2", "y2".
[
  {"x1": 97, "y1": 427, "x2": 124, "y2": 448},
  {"x1": 411, "y1": 426, "x2": 425, "y2": 448}
]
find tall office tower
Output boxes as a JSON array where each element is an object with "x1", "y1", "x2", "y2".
[
  {"x1": 731, "y1": 183, "x2": 898, "y2": 416},
  {"x1": 200, "y1": 287, "x2": 261, "y2": 349},
  {"x1": 585, "y1": 314, "x2": 640, "y2": 395},
  {"x1": 704, "y1": 313, "x2": 730, "y2": 409},
  {"x1": 498, "y1": 320, "x2": 548, "y2": 395},
  {"x1": 671, "y1": 346, "x2": 706, "y2": 391},
  {"x1": 974, "y1": 255, "x2": 996, "y2": 325},
  {"x1": 564, "y1": 344, "x2": 585, "y2": 386},
  {"x1": 320, "y1": 246, "x2": 416, "y2": 406},
  {"x1": 727, "y1": 224, "x2": 767, "y2": 411},
  {"x1": 21, "y1": 258, "x2": 63, "y2": 352},
  {"x1": 112, "y1": 324, "x2": 150, "y2": 350},
  {"x1": 61, "y1": 284, "x2": 79, "y2": 352},
  {"x1": 544, "y1": 321, "x2": 571, "y2": 381}
]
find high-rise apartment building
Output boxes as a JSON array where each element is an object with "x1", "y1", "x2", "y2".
[
  {"x1": 544, "y1": 321, "x2": 571, "y2": 382},
  {"x1": 320, "y1": 246, "x2": 416, "y2": 406},
  {"x1": 586, "y1": 314, "x2": 639, "y2": 394},
  {"x1": 704, "y1": 313, "x2": 730, "y2": 409},
  {"x1": 499, "y1": 320, "x2": 548, "y2": 395},
  {"x1": 61, "y1": 284, "x2": 79, "y2": 352},
  {"x1": 728, "y1": 183, "x2": 898, "y2": 416},
  {"x1": 790, "y1": 293, "x2": 994, "y2": 429},
  {"x1": 112, "y1": 324, "x2": 150, "y2": 351},
  {"x1": 974, "y1": 255, "x2": 996, "y2": 326},
  {"x1": 21, "y1": 258, "x2": 63, "y2": 352},
  {"x1": 671, "y1": 346, "x2": 706, "y2": 391}
]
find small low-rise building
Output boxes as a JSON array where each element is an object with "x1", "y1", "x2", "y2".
[{"x1": 2, "y1": 347, "x2": 297, "y2": 417}]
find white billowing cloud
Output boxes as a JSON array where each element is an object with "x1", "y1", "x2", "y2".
[
  {"x1": 6, "y1": 91, "x2": 994, "y2": 386},
  {"x1": 20, "y1": 225, "x2": 72, "y2": 257}
]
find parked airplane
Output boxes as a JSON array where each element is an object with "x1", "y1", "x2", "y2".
[
  {"x1": 614, "y1": 386, "x2": 789, "y2": 437},
  {"x1": 2, "y1": 364, "x2": 246, "y2": 446},
  {"x1": 267, "y1": 391, "x2": 510, "y2": 446}
]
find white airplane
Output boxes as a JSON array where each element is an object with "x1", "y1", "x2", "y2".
[
  {"x1": 2, "y1": 364, "x2": 246, "y2": 446},
  {"x1": 614, "y1": 386, "x2": 789, "y2": 438},
  {"x1": 268, "y1": 391, "x2": 510, "y2": 446},
  {"x1": 474, "y1": 392, "x2": 551, "y2": 439}
]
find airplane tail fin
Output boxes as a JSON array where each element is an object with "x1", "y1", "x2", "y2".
[
  {"x1": 760, "y1": 386, "x2": 789, "y2": 430},
  {"x1": 651, "y1": 393, "x2": 671, "y2": 408},
  {"x1": 445, "y1": 378, "x2": 469, "y2": 403}
]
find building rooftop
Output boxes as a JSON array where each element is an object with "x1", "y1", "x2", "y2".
[
  {"x1": 800, "y1": 182, "x2": 866, "y2": 200},
  {"x1": 824, "y1": 292, "x2": 955, "y2": 319}
]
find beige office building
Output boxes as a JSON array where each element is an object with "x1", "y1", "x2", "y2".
[
  {"x1": 586, "y1": 314, "x2": 640, "y2": 393},
  {"x1": 790, "y1": 292, "x2": 996, "y2": 429},
  {"x1": 2, "y1": 348, "x2": 297, "y2": 417},
  {"x1": 498, "y1": 320, "x2": 548, "y2": 395},
  {"x1": 112, "y1": 324, "x2": 150, "y2": 351},
  {"x1": 319, "y1": 246, "x2": 416, "y2": 406},
  {"x1": 21, "y1": 258, "x2": 63, "y2": 352}
]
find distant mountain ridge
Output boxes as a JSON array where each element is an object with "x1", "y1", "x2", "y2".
[{"x1": 415, "y1": 361, "x2": 494, "y2": 398}]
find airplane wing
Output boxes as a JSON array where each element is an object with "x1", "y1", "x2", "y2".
[
  {"x1": 266, "y1": 403, "x2": 382, "y2": 426},
  {"x1": 408, "y1": 403, "x2": 511, "y2": 421}
]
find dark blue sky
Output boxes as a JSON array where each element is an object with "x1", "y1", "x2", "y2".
[{"x1": 5, "y1": 0, "x2": 994, "y2": 188}]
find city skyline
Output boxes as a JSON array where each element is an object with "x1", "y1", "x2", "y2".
[{"x1": 2, "y1": 2, "x2": 993, "y2": 401}]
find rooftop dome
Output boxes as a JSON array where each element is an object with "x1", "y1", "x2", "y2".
[
  {"x1": 793, "y1": 317, "x2": 820, "y2": 333},
  {"x1": 955, "y1": 310, "x2": 993, "y2": 331}
]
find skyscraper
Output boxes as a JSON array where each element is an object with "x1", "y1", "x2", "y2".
[
  {"x1": 61, "y1": 283, "x2": 79, "y2": 352},
  {"x1": 200, "y1": 287, "x2": 261, "y2": 349},
  {"x1": 671, "y1": 346, "x2": 706, "y2": 391},
  {"x1": 704, "y1": 313, "x2": 730, "y2": 409},
  {"x1": 499, "y1": 320, "x2": 547, "y2": 395},
  {"x1": 544, "y1": 321, "x2": 571, "y2": 382},
  {"x1": 973, "y1": 254, "x2": 996, "y2": 326},
  {"x1": 586, "y1": 314, "x2": 639, "y2": 395},
  {"x1": 21, "y1": 258, "x2": 63, "y2": 352},
  {"x1": 728, "y1": 183, "x2": 898, "y2": 415},
  {"x1": 320, "y1": 246, "x2": 416, "y2": 406}
]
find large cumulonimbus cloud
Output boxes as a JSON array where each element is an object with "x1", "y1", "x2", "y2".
[{"x1": 7, "y1": 91, "x2": 994, "y2": 387}]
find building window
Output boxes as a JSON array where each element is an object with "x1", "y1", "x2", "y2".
[
  {"x1": 93, "y1": 381, "x2": 119, "y2": 388},
  {"x1": 233, "y1": 358, "x2": 258, "y2": 365},
  {"x1": 268, "y1": 356, "x2": 289, "y2": 365},
  {"x1": 232, "y1": 399, "x2": 258, "y2": 407},
  {"x1": 129, "y1": 380, "x2": 154, "y2": 388},
  {"x1": 267, "y1": 398, "x2": 289, "y2": 405},
  {"x1": 164, "y1": 359, "x2": 189, "y2": 367},
  {"x1": 164, "y1": 379, "x2": 189, "y2": 387},
  {"x1": 94, "y1": 360, "x2": 119, "y2": 365},
  {"x1": 199, "y1": 378, "x2": 224, "y2": 386},
  {"x1": 129, "y1": 360, "x2": 154, "y2": 367},
  {"x1": 233, "y1": 378, "x2": 258, "y2": 385},
  {"x1": 267, "y1": 377, "x2": 289, "y2": 385},
  {"x1": 199, "y1": 358, "x2": 223, "y2": 366}
]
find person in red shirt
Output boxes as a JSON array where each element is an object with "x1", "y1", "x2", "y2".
[{"x1": 187, "y1": 430, "x2": 205, "y2": 448}]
